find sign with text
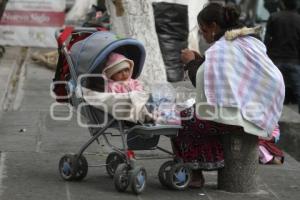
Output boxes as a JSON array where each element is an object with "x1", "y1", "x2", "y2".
[{"x1": 0, "y1": 0, "x2": 65, "y2": 47}]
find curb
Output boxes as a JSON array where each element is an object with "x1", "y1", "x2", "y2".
[
  {"x1": 0, "y1": 57, "x2": 18, "y2": 111},
  {"x1": 12, "y1": 48, "x2": 30, "y2": 110},
  {"x1": 0, "y1": 47, "x2": 29, "y2": 111}
]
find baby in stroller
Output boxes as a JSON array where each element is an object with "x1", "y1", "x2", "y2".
[
  {"x1": 56, "y1": 30, "x2": 193, "y2": 194},
  {"x1": 83, "y1": 51, "x2": 181, "y2": 126}
]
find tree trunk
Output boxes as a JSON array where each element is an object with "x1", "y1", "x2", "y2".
[
  {"x1": 66, "y1": 0, "x2": 97, "y2": 22},
  {"x1": 0, "y1": 0, "x2": 8, "y2": 20},
  {"x1": 218, "y1": 131, "x2": 259, "y2": 193},
  {"x1": 106, "y1": 0, "x2": 167, "y2": 83}
]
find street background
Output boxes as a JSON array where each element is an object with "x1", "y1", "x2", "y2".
[{"x1": 0, "y1": 47, "x2": 300, "y2": 199}]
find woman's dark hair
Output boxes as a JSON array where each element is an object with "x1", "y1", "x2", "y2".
[{"x1": 197, "y1": 3, "x2": 241, "y2": 31}]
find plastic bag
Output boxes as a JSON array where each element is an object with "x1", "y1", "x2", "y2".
[
  {"x1": 150, "y1": 82, "x2": 176, "y2": 103},
  {"x1": 153, "y1": 2, "x2": 189, "y2": 82},
  {"x1": 147, "y1": 83, "x2": 181, "y2": 125}
]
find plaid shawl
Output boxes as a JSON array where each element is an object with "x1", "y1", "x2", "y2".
[{"x1": 203, "y1": 36, "x2": 285, "y2": 136}]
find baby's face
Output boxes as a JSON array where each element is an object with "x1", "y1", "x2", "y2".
[{"x1": 111, "y1": 68, "x2": 130, "y2": 81}]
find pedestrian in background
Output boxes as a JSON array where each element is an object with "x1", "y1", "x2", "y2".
[
  {"x1": 259, "y1": 125, "x2": 284, "y2": 165},
  {"x1": 264, "y1": 0, "x2": 300, "y2": 113}
]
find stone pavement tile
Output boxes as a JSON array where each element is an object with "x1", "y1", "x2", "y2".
[
  {"x1": 1, "y1": 152, "x2": 69, "y2": 200},
  {"x1": 280, "y1": 106, "x2": 300, "y2": 123},
  {"x1": 1, "y1": 150, "x2": 299, "y2": 200}
]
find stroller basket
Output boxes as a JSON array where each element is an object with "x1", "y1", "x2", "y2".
[{"x1": 127, "y1": 125, "x2": 181, "y2": 150}]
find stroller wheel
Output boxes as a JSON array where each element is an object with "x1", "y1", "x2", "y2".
[
  {"x1": 73, "y1": 155, "x2": 88, "y2": 180},
  {"x1": 114, "y1": 163, "x2": 130, "y2": 192},
  {"x1": 130, "y1": 166, "x2": 147, "y2": 195},
  {"x1": 106, "y1": 152, "x2": 125, "y2": 178},
  {"x1": 166, "y1": 163, "x2": 191, "y2": 190},
  {"x1": 58, "y1": 154, "x2": 88, "y2": 181},
  {"x1": 158, "y1": 160, "x2": 175, "y2": 188}
]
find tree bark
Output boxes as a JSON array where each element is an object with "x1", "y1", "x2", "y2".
[
  {"x1": 0, "y1": 0, "x2": 8, "y2": 20},
  {"x1": 218, "y1": 131, "x2": 259, "y2": 193},
  {"x1": 66, "y1": 0, "x2": 97, "y2": 22}
]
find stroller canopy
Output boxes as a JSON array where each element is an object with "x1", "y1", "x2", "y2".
[{"x1": 70, "y1": 31, "x2": 146, "y2": 79}]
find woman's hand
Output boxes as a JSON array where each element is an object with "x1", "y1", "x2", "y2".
[{"x1": 181, "y1": 49, "x2": 196, "y2": 64}]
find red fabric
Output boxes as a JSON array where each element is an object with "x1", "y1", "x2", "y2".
[
  {"x1": 53, "y1": 27, "x2": 92, "y2": 103},
  {"x1": 57, "y1": 26, "x2": 74, "y2": 47},
  {"x1": 53, "y1": 27, "x2": 108, "y2": 103},
  {"x1": 259, "y1": 140, "x2": 284, "y2": 158},
  {"x1": 172, "y1": 107, "x2": 243, "y2": 170}
]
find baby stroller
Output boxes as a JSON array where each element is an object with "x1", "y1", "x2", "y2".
[{"x1": 53, "y1": 28, "x2": 194, "y2": 194}]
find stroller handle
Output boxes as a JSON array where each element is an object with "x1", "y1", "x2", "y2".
[{"x1": 55, "y1": 27, "x2": 100, "y2": 41}]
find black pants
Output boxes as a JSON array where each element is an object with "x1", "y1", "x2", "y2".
[{"x1": 276, "y1": 63, "x2": 300, "y2": 113}]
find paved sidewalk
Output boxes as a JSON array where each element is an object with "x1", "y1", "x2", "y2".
[{"x1": 0, "y1": 47, "x2": 299, "y2": 199}]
